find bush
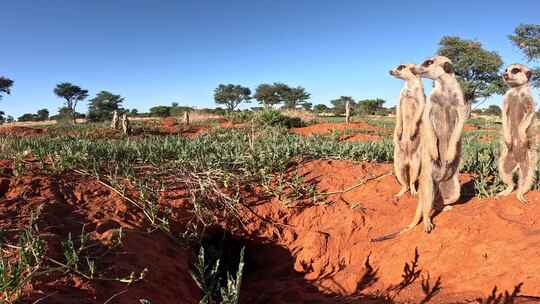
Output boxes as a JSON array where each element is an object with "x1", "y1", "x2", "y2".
[
  {"x1": 253, "y1": 110, "x2": 304, "y2": 128},
  {"x1": 224, "y1": 111, "x2": 254, "y2": 124}
]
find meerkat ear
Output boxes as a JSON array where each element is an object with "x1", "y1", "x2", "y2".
[
  {"x1": 526, "y1": 70, "x2": 532, "y2": 81},
  {"x1": 443, "y1": 62, "x2": 454, "y2": 74}
]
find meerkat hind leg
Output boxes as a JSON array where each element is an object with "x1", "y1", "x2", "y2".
[
  {"x1": 394, "y1": 158, "x2": 410, "y2": 197},
  {"x1": 420, "y1": 174, "x2": 435, "y2": 233},
  {"x1": 408, "y1": 153, "x2": 421, "y2": 196},
  {"x1": 439, "y1": 174, "x2": 460, "y2": 210},
  {"x1": 516, "y1": 151, "x2": 537, "y2": 203},
  {"x1": 497, "y1": 150, "x2": 517, "y2": 198}
]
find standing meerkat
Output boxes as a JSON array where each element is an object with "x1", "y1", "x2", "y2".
[
  {"x1": 111, "y1": 110, "x2": 119, "y2": 129},
  {"x1": 121, "y1": 113, "x2": 130, "y2": 135},
  {"x1": 497, "y1": 64, "x2": 536, "y2": 203},
  {"x1": 372, "y1": 56, "x2": 468, "y2": 241},
  {"x1": 389, "y1": 64, "x2": 426, "y2": 197}
]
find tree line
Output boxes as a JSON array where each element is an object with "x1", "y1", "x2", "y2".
[{"x1": 0, "y1": 24, "x2": 539, "y2": 123}]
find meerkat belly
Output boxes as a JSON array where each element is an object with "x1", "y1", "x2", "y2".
[
  {"x1": 430, "y1": 103, "x2": 457, "y2": 160},
  {"x1": 508, "y1": 96, "x2": 529, "y2": 160},
  {"x1": 399, "y1": 98, "x2": 421, "y2": 155}
]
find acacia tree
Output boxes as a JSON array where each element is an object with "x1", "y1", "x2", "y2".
[
  {"x1": 0, "y1": 77, "x2": 14, "y2": 100},
  {"x1": 254, "y1": 83, "x2": 282, "y2": 108},
  {"x1": 54, "y1": 82, "x2": 88, "y2": 122},
  {"x1": 214, "y1": 84, "x2": 252, "y2": 111},
  {"x1": 356, "y1": 98, "x2": 386, "y2": 115},
  {"x1": 437, "y1": 36, "x2": 505, "y2": 104},
  {"x1": 509, "y1": 24, "x2": 540, "y2": 88},
  {"x1": 282, "y1": 86, "x2": 311, "y2": 110},
  {"x1": 87, "y1": 91, "x2": 125, "y2": 122},
  {"x1": 330, "y1": 96, "x2": 355, "y2": 115}
]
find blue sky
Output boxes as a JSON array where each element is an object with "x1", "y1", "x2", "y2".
[{"x1": 1, "y1": 0, "x2": 539, "y2": 118}]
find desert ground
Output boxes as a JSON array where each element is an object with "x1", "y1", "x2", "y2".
[{"x1": 0, "y1": 113, "x2": 539, "y2": 304}]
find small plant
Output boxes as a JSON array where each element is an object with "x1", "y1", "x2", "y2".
[{"x1": 191, "y1": 244, "x2": 246, "y2": 304}]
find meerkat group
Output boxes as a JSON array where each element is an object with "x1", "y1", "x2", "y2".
[{"x1": 375, "y1": 57, "x2": 536, "y2": 240}]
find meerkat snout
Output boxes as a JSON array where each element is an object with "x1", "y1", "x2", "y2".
[{"x1": 389, "y1": 64, "x2": 418, "y2": 80}]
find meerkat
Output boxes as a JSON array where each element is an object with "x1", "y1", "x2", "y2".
[
  {"x1": 111, "y1": 110, "x2": 119, "y2": 130},
  {"x1": 497, "y1": 64, "x2": 537, "y2": 203},
  {"x1": 121, "y1": 113, "x2": 130, "y2": 135},
  {"x1": 183, "y1": 111, "x2": 190, "y2": 125},
  {"x1": 372, "y1": 56, "x2": 468, "y2": 241},
  {"x1": 389, "y1": 64, "x2": 426, "y2": 197}
]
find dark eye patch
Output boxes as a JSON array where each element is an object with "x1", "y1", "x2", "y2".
[
  {"x1": 397, "y1": 65, "x2": 405, "y2": 71},
  {"x1": 511, "y1": 68, "x2": 521, "y2": 74},
  {"x1": 422, "y1": 60, "x2": 434, "y2": 67}
]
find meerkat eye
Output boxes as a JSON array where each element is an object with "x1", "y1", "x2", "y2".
[
  {"x1": 422, "y1": 60, "x2": 434, "y2": 67},
  {"x1": 511, "y1": 68, "x2": 521, "y2": 74},
  {"x1": 397, "y1": 65, "x2": 405, "y2": 71}
]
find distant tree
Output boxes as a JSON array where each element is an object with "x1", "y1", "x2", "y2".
[
  {"x1": 484, "y1": 105, "x2": 502, "y2": 116},
  {"x1": 0, "y1": 77, "x2": 14, "y2": 100},
  {"x1": 510, "y1": 24, "x2": 540, "y2": 61},
  {"x1": 87, "y1": 91, "x2": 124, "y2": 122},
  {"x1": 300, "y1": 102, "x2": 313, "y2": 111},
  {"x1": 282, "y1": 86, "x2": 311, "y2": 109},
  {"x1": 169, "y1": 103, "x2": 193, "y2": 116},
  {"x1": 356, "y1": 98, "x2": 386, "y2": 115},
  {"x1": 18, "y1": 113, "x2": 38, "y2": 122},
  {"x1": 18, "y1": 109, "x2": 50, "y2": 122},
  {"x1": 0, "y1": 111, "x2": 5, "y2": 124},
  {"x1": 130, "y1": 109, "x2": 139, "y2": 116},
  {"x1": 36, "y1": 108, "x2": 49, "y2": 121},
  {"x1": 437, "y1": 36, "x2": 505, "y2": 103},
  {"x1": 6, "y1": 115, "x2": 13, "y2": 123},
  {"x1": 149, "y1": 105, "x2": 171, "y2": 117},
  {"x1": 254, "y1": 83, "x2": 283, "y2": 108},
  {"x1": 214, "y1": 84, "x2": 252, "y2": 111},
  {"x1": 509, "y1": 24, "x2": 540, "y2": 88},
  {"x1": 313, "y1": 104, "x2": 330, "y2": 113},
  {"x1": 54, "y1": 82, "x2": 88, "y2": 123},
  {"x1": 330, "y1": 96, "x2": 356, "y2": 115}
]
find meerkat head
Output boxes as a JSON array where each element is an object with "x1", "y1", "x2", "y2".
[
  {"x1": 415, "y1": 56, "x2": 455, "y2": 80},
  {"x1": 389, "y1": 64, "x2": 419, "y2": 80},
  {"x1": 503, "y1": 64, "x2": 532, "y2": 87}
]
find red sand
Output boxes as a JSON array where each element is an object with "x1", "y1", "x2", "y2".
[
  {"x1": 2, "y1": 158, "x2": 539, "y2": 303},
  {"x1": 291, "y1": 122, "x2": 388, "y2": 142}
]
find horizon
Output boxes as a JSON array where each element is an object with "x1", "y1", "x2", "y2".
[{"x1": 1, "y1": 0, "x2": 539, "y2": 118}]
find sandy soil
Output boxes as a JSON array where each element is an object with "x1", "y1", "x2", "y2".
[{"x1": 291, "y1": 122, "x2": 389, "y2": 142}]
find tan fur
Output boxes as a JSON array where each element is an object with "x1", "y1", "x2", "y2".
[
  {"x1": 405, "y1": 56, "x2": 469, "y2": 234},
  {"x1": 111, "y1": 110, "x2": 119, "y2": 129},
  {"x1": 390, "y1": 64, "x2": 426, "y2": 197},
  {"x1": 498, "y1": 64, "x2": 537, "y2": 203},
  {"x1": 184, "y1": 111, "x2": 190, "y2": 125},
  {"x1": 121, "y1": 113, "x2": 130, "y2": 135}
]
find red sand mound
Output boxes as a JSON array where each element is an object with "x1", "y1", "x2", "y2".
[
  {"x1": 292, "y1": 122, "x2": 381, "y2": 136},
  {"x1": 236, "y1": 160, "x2": 540, "y2": 303},
  {"x1": 291, "y1": 122, "x2": 388, "y2": 142},
  {"x1": 3, "y1": 158, "x2": 540, "y2": 303},
  {"x1": 0, "y1": 167, "x2": 198, "y2": 303},
  {"x1": 0, "y1": 126, "x2": 47, "y2": 137}
]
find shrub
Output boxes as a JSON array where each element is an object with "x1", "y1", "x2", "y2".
[{"x1": 253, "y1": 110, "x2": 304, "y2": 128}]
